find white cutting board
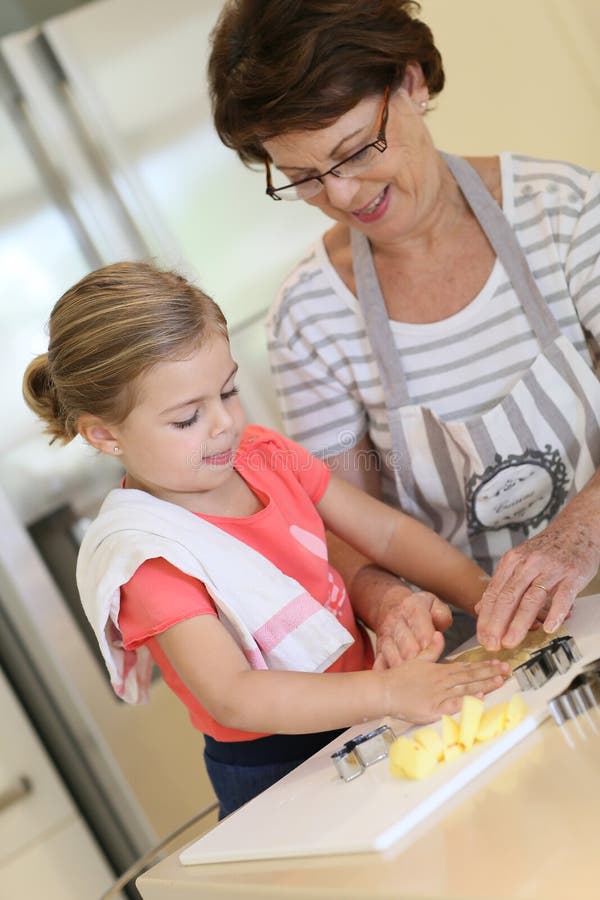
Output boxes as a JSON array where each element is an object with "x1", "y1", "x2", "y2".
[{"x1": 180, "y1": 593, "x2": 600, "y2": 866}]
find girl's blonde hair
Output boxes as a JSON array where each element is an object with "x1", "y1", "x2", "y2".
[{"x1": 23, "y1": 261, "x2": 228, "y2": 443}]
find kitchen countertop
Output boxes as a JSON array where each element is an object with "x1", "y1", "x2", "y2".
[{"x1": 137, "y1": 696, "x2": 600, "y2": 899}]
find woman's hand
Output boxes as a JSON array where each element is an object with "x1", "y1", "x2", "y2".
[
  {"x1": 476, "y1": 513, "x2": 600, "y2": 651},
  {"x1": 373, "y1": 589, "x2": 453, "y2": 669},
  {"x1": 384, "y1": 635, "x2": 510, "y2": 723}
]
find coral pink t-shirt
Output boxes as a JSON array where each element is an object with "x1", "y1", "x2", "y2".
[{"x1": 118, "y1": 425, "x2": 374, "y2": 742}]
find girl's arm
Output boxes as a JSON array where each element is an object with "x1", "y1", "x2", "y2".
[
  {"x1": 323, "y1": 437, "x2": 453, "y2": 663},
  {"x1": 317, "y1": 475, "x2": 489, "y2": 616},
  {"x1": 156, "y1": 614, "x2": 507, "y2": 734}
]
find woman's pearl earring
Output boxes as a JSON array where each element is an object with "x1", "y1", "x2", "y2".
[{"x1": 419, "y1": 100, "x2": 428, "y2": 110}]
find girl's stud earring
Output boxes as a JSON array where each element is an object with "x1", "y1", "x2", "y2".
[{"x1": 113, "y1": 446, "x2": 121, "y2": 454}]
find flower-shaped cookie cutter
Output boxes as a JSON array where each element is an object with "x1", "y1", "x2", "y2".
[
  {"x1": 513, "y1": 635, "x2": 581, "y2": 690},
  {"x1": 548, "y1": 657, "x2": 600, "y2": 725}
]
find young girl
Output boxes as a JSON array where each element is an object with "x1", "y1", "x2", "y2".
[{"x1": 23, "y1": 262, "x2": 508, "y2": 818}]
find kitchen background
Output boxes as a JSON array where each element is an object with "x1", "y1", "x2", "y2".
[{"x1": 0, "y1": 1, "x2": 597, "y2": 898}]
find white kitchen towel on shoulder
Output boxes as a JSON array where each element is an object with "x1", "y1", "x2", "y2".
[{"x1": 76, "y1": 488, "x2": 354, "y2": 704}]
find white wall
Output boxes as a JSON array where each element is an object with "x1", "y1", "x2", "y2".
[{"x1": 423, "y1": 0, "x2": 599, "y2": 169}]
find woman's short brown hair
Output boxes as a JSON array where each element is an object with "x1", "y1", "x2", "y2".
[
  {"x1": 208, "y1": 0, "x2": 444, "y2": 165},
  {"x1": 23, "y1": 262, "x2": 228, "y2": 444}
]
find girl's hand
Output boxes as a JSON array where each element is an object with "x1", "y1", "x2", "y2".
[
  {"x1": 373, "y1": 590, "x2": 453, "y2": 669},
  {"x1": 476, "y1": 516, "x2": 600, "y2": 651},
  {"x1": 385, "y1": 633, "x2": 510, "y2": 724}
]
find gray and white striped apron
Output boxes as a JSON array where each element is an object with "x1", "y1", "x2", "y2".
[{"x1": 351, "y1": 153, "x2": 600, "y2": 577}]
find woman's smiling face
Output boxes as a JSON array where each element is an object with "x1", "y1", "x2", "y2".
[{"x1": 263, "y1": 67, "x2": 439, "y2": 244}]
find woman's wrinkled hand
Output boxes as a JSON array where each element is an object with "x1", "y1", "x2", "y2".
[
  {"x1": 476, "y1": 517, "x2": 600, "y2": 651},
  {"x1": 373, "y1": 590, "x2": 453, "y2": 669}
]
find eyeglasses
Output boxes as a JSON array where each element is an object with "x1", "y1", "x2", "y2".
[{"x1": 265, "y1": 86, "x2": 390, "y2": 202}]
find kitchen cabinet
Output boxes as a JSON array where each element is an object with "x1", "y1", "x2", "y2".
[{"x1": 0, "y1": 665, "x2": 115, "y2": 899}]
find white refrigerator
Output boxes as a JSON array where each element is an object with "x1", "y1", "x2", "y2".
[{"x1": 0, "y1": 1, "x2": 323, "y2": 896}]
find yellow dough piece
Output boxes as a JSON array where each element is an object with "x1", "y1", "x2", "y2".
[
  {"x1": 505, "y1": 693, "x2": 528, "y2": 729},
  {"x1": 459, "y1": 696, "x2": 484, "y2": 750},
  {"x1": 441, "y1": 714, "x2": 465, "y2": 761},
  {"x1": 389, "y1": 695, "x2": 528, "y2": 781},
  {"x1": 441, "y1": 714, "x2": 459, "y2": 746},
  {"x1": 476, "y1": 702, "x2": 508, "y2": 742},
  {"x1": 413, "y1": 728, "x2": 444, "y2": 762},
  {"x1": 451, "y1": 628, "x2": 565, "y2": 672},
  {"x1": 389, "y1": 736, "x2": 439, "y2": 780},
  {"x1": 443, "y1": 744, "x2": 465, "y2": 762}
]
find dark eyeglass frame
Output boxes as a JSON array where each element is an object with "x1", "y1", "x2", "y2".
[{"x1": 265, "y1": 85, "x2": 391, "y2": 201}]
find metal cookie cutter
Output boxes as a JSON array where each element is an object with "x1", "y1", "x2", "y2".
[
  {"x1": 331, "y1": 741, "x2": 364, "y2": 782},
  {"x1": 331, "y1": 725, "x2": 396, "y2": 782},
  {"x1": 513, "y1": 635, "x2": 581, "y2": 690},
  {"x1": 548, "y1": 659, "x2": 600, "y2": 725},
  {"x1": 353, "y1": 725, "x2": 396, "y2": 767},
  {"x1": 551, "y1": 635, "x2": 581, "y2": 667}
]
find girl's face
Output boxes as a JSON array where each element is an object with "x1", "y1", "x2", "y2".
[
  {"x1": 262, "y1": 67, "x2": 441, "y2": 246},
  {"x1": 106, "y1": 335, "x2": 245, "y2": 506}
]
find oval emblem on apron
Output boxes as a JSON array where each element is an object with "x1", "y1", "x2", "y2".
[{"x1": 465, "y1": 447, "x2": 570, "y2": 535}]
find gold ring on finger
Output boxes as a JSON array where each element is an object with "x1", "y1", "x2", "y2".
[{"x1": 532, "y1": 582, "x2": 550, "y2": 595}]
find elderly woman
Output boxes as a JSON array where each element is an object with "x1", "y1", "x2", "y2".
[{"x1": 208, "y1": 0, "x2": 600, "y2": 660}]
